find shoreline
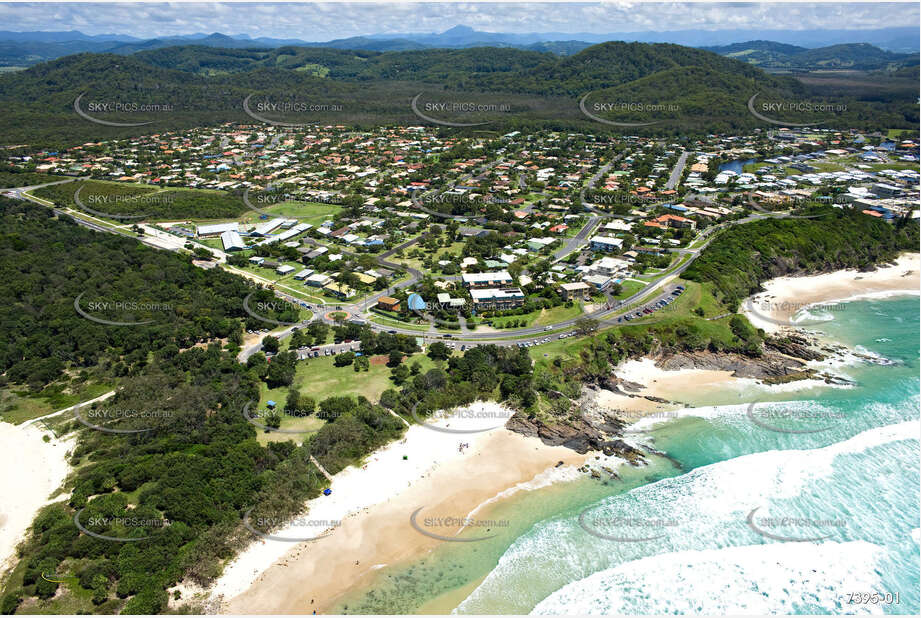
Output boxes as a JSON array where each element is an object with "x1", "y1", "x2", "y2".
[
  {"x1": 213, "y1": 402, "x2": 588, "y2": 614},
  {"x1": 743, "y1": 252, "x2": 919, "y2": 333},
  {"x1": 0, "y1": 422, "x2": 74, "y2": 575}
]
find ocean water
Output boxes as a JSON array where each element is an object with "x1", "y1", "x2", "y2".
[{"x1": 335, "y1": 296, "x2": 920, "y2": 615}]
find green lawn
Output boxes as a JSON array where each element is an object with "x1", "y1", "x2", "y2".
[
  {"x1": 394, "y1": 240, "x2": 465, "y2": 274},
  {"x1": 887, "y1": 129, "x2": 916, "y2": 139},
  {"x1": 532, "y1": 303, "x2": 585, "y2": 326},
  {"x1": 368, "y1": 313, "x2": 434, "y2": 332},
  {"x1": 528, "y1": 279, "x2": 727, "y2": 362},
  {"x1": 237, "y1": 201, "x2": 343, "y2": 228},
  {"x1": 612, "y1": 279, "x2": 645, "y2": 300},
  {"x1": 253, "y1": 352, "x2": 438, "y2": 444}
]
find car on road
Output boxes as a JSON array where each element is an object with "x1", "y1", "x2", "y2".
[{"x1": 544, "y1": 326, "x2": 552, "y2": 332}]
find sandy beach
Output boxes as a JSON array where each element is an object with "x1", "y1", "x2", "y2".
[
  {"x1": 744, "y1": 252, "x2": 919, "y2": 333},
  {"x1": 596, "y1": 357, "x2": 761, "y2": 418},
  {"x1": 0, "y1": 422, "x2": 73, "y2": 574},
  {"x1": 212, "y1": 401, "x2": 586, "y2": 614}
]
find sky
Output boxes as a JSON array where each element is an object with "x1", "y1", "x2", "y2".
[{"x1": 0, "y1": 2, "x2": 917, "y2": 40}]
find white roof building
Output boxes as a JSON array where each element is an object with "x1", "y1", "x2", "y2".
[
  {"x1": 462, "y1": 271, "x2": 513, "y2": 287},
  {"x1": 198, "y1": 222, "x2": 239, "y2": 236},
  {"x1": 220, "y1": 230, "x2": 245, "y2": 251},
  {"x1": 253, "y1": 218, "x2": 286, "y2": 236}
]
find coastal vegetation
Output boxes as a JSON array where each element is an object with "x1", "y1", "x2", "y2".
[
  {"x1": 0, "y1": 197, "x2": 289, "y2": 417},
  {"x1": 683, "y1": 207, "x2": 920, "y2": 309}
]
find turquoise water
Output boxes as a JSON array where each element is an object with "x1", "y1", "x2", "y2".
[{"x1": 340, "y1": 296, "x2": 920, "y2": 614}]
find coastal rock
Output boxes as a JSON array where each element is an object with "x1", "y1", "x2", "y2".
[
  {"x1": 507, "y1": 412, "x2": 615, "y2": 454},
  {"x1": 655, "y1": 349, "x2": 807, "y2": 380},
  {"x1": 600, "y1": 439, "x2": 646, "y2": 465},
  {"x1": 766, "y1": 335, "x2": 826, "y2": 361}
]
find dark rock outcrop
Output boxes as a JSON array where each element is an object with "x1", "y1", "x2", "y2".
[
  {"x1": 766, "y1": 334, "x2": 826, "y2": 361},
  {"x1": 656, "y1": 349, "x2": 807, "y2": 379}
]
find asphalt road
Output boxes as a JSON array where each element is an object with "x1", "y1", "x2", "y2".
[
  {"x1": 665, "y1": 151, "x2": 690, "y2": 190},
  {"x1": 14, "y1": 174, "x2": 787, "y2": 357}
]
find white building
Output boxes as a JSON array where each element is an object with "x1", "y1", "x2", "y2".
[
  {"x1": 198, "y1": 222, "x2": 239, "y2": 237},
  {"x1": 220, "y1": 230, "x2": 245, "y2": 251},
  {"x1": 462, "y1": 270, "x2": 514, "y2": 288}
]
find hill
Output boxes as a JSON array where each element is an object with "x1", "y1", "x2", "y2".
[
  {"x1": 702, "y1": 40, "x2": 919, "y2": 71},
  {"x1": 0, "y1": 42, "x2": 916, "y2": 148}
]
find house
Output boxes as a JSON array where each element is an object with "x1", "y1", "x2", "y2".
[
  {"x1": 276, "y1": 264, "x2": 296, "y2": 275},
  {"x1": 324, "y1": 282, "x2": 355, "y2": 299},
  {"x1": 462, "y1": 271, "x2": 513, "y2": 289},
  {"x1": 589, "y1": 235, "x2": 624, "y2": 252},
  {"x1": 590, "y1": 256, "x2": 631, "y2": 277},
  {"x1": 377, "y1": 296, "x2": 401, "y2": 311},
  {"x1": 436, "y1": 292, "x2": 466, "y2": 309},
  {"x1": 305, "y1": 273, "x2": 333, "y2": 287},
  {"x1": 560, "y1": 281, "x2": 592, "y2": 301},
  {"x1": 293, "y1": 269, "x2": 314, "y2": 280},
  {"x1": 583, "y1": 274, "x2": 613, "y2": 291},
  {"x1": 469, "y1": 287, "x2": 526, "y2": 310},
  {"x1": 873, "y1": 183, "x2": 902, "y2": 198},
  {"x1": 248, "y1": 256, "x2": 265, "y2": 265},
  {"x1": 653, "y1": 214, "x2": 696, "y2": 229},
  {"x1": 458, "y1": 226, "x2": 489, "y2": 238}
]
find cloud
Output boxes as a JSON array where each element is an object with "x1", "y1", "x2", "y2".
[{"x1": 0, "y1": 2, "x2": 916, "y2": 39}]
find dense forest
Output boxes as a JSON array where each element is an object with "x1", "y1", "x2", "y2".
[
  {"x1": 683, "y1": 207, "x2": 920, "y2": 309},
  {"x1": 0, "y1": 41, "x2": 916, "y2": 147},
  {"x1": 0, "y1": 197, "x2": 292, "y2": 394}
]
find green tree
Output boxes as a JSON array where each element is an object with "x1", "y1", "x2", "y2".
[
  {"x1": 391, "y1": 364, "x2": 410, "y2": 385},
  {"x1": 427, "y1": 341, "x2": 450, "y2": 361},
  {"x1": 262, "y1": 336, "x2": 280, "y2": 354}
]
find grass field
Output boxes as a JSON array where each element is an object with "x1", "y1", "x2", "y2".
[
  {"x1": 532, "y1": 303, "x2": 585, "y2": 326},
  {"x1": 368, "y1": 313, "x2": 433, "y2": 332},
  {"x1": 394, "y1": 240, "x2": 465, "y2": 273},
  {"x1": 236, "y1": 201, "x2": 343, "y2": 228},
  {"x1": 527, "y1": 279, "x2": 727, "y2": 363},
  {"x1": 254, "y1": 352, "x2": 438, "y2": 445},
  {"x1": 612, "y1": 279, "x2": 645, "y2": 300}
]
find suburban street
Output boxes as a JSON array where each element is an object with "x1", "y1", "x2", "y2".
[
  {"x1": 665, "y1": 150, "x2": 690, "y2": 190},
  {"x1": 14, "y1": 176, "x2": 785, "y2": 356}
]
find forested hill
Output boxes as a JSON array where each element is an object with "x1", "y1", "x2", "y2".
[
  {"x1": 1, "y1": 40, "x2": 916, "y2": 147},
  {"x1": 701, "y1": 40, "x2": 919, "y2": 71},
  {"x1": 683, "y1": 208, "x2": 920, "y2": 310}
]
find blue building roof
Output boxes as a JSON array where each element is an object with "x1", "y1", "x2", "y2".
[{"x1": 407, "y1": 293, "x2": 427, "y2": 311}]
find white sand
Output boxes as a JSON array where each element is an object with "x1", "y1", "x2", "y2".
[
  {"x1": 0, "y1": 422, "x2": 73, "y2": 573},
  {"x1": 744, "y1": 253, "x2": 919, "y2": 333},
  {"x1": 209, "y1": 401, "x2": 518, "y2": 602}
]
